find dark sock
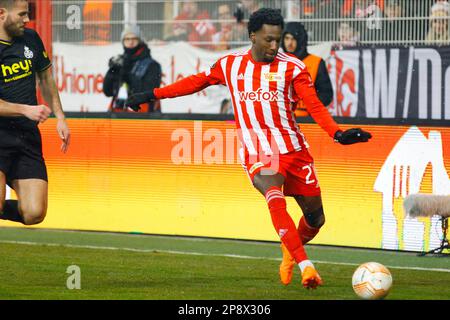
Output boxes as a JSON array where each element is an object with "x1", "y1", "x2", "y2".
[{"x1": 0, "y1": 200, "x2": 24, "y2": 223}]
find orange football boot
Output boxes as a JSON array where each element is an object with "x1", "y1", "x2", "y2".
[
  {"x1": 301, "y1": 266, "x2": 323, "y2": 289},
  {"x1": 279, "y1": 243, "x2": 295, "y2": 285}
]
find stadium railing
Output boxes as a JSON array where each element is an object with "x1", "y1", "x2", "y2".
[{"x1": 51, "y1": 0, "x2": 450, "y2": 47}]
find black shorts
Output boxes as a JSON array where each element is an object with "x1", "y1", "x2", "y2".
[{"x1": 0, "y1": 121, "x2": 48, "y2": 186}]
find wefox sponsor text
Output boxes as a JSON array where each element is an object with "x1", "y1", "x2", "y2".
[{"x1": 238, "y1": 88, "x2": 279, "y2": 102}]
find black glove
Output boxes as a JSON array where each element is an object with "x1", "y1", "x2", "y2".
[
  {"x1": 125, "y1": 90, "x2": 156, "y2": 112},
  {"x1": 334, "y1": 128, "x2": 372, "y2": 145},
  {"x1": 108, "y1": 55, "x2": 124, "y2": 71}
]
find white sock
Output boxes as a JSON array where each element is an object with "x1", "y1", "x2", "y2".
[{"x1": 298, "y1": 260, "x2": 314, "y2": 273}]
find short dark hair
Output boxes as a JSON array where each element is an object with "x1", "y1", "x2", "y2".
[
  {"x1": 247, "y1": 8, "x2": 284, "y2": 36},
  {"x1": 0, "y1": 0, "x2": 24, "y2": 9}
]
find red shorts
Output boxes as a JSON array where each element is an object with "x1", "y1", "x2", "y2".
[{"x1": 241, "y1": 148, "x2": 321, "y2": 197}]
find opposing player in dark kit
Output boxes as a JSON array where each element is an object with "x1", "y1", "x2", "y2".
[{"x1": 0, "y1": 0, "x2": 70, "y2": 225}]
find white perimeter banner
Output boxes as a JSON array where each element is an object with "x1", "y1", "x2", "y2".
[{"x1": 52, "y1": 41, "x2": 332, "y2": 113}]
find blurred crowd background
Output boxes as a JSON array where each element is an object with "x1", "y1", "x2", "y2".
[{"x1": 52, "y1": 0, "x2": 450, "y2": 47}]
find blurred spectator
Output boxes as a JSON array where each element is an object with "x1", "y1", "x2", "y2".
[
  {"x1": 238, "y1": 0, "x2": 263, "y2": 19},
  {"x1": 103, "y1": 25, "x2": 162, "y2": 113},
  {"x1": 337, "y1": 22, "x2": 360, "y2": 47},
  {"x1": 382, "y1": 0, "x2": 407, "y2": 43},
  {"x1": 168, "y1": 0, "x2": 216, "y2": 50},
  {"x1": 426, "y1": 1, "x2": 450, "y2": 45},
  {"x1": 384, "y1": 0, "x2": 402, "y2": 18},
  {"x1": 342, "y1": 0, "x2": 384, "y2": 42},
  {"x1": 233, "y1": 0, "x2": 281, "y2": 45},
  {"x1": 212, "y1": 3, "x2": 248, "y2": 50},
  {"x1": 299, "y1": 0, "x2": 316, "y2": 17},
  {"x1": 342, "y1": 0, "x2": 384, "y2": 16},
  {"x1": 281, "y1": 22, "x2": 333, "y2": 117},
  {"x1": 301, "y1": 0, "x2": 342, "y2": 43},
  {"x1": 83, "y1": 0, "x2": 113, "y2": 44},
  {"x1": 354, "y1": 0, "x2": 380, "y2": 17}
]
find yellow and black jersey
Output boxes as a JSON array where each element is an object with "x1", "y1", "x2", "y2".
[
  {"x1": 0, "y1": 28, "x2": 51, "y2": 105},
  {"x1": 0, "y1": 28, "x2": 51, "y2": 127}
]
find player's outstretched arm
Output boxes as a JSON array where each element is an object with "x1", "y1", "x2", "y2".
[
  {"x1": 304, "y1": 92, "x2": 372, "y2": 145},
  {"x1": 294, "y1": 70, "x2": 372, "y2": 145},
  {"x1": 126, "y1": 58, "x2": 226, "y2": 111},
  {"x1": 125, "y1": 72, "x2": 215, "y2": 111},
  {"x1": 37, "y1": 67, "x2": 71, "y2": 153}
]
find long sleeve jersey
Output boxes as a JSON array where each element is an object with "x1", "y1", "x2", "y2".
[{"x1": 155, "y1": 49, "x2": 340, "y2": 155}]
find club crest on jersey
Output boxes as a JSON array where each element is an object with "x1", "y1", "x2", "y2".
[
  {"x1": 24, "y1": 46, "x2": 33, "y2": 59},
  {"x1": 264, "y1": 72, "x2": 283, "y2": 81}
]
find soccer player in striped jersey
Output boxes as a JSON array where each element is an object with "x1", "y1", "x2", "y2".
[{"x1": 126, "y1": 8, "x2": 371, "y2": 289}]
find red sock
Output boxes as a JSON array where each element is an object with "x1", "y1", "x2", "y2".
[
  {"x1": 298, "y1": 216, "x2": 321, "y2": 245},
  {"x1": 265, "y1": 187, "x2": 308, "y2": 263}
]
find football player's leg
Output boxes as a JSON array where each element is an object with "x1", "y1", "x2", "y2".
[
  {"x1": 280, "y1": 151, "x2": 323, "y2": 288},
  {"x1": 294, "y1": 195, "x2": 325, "y2": 288},
  {"x1": 253, "y1": 171, "x2": 317, "y2": 287},
  {"x1": 294, "y1": 195, "x2": 325, "y2": 245},
  {"x1": 277, "y1": 194, "x2": 324, "y2": 286},
  {"x1": 253, "y1": 170, "x2": 308, "y2": 262},
  {"x1": 11, "y1": 179, "x2": 48, "y2": 225},
  {"x1": 0, "y1": 172, "x2": 24, "y2": 223}
]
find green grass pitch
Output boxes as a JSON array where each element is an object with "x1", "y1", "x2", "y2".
[{"x1": 0, "y1": 227, "x2": 449, "y2": 300}]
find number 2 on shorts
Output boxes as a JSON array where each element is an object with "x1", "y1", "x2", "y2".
[{"x1": 302, "y1": 164, "x2": 316, "y2": 185}]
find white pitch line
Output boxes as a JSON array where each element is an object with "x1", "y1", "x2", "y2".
[{"x1": 1, "y1": 239, "x2": 450, "y2": 273}]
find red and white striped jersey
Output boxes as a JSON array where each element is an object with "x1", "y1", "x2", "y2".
[{"x1": 155, "y1": 49, "x2": 340, "y2": 155}]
